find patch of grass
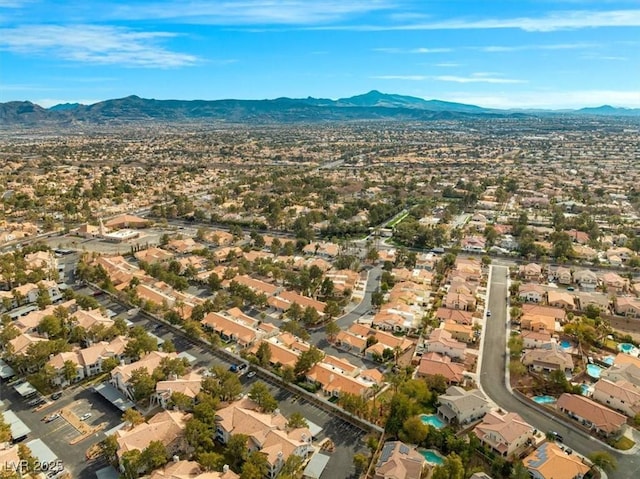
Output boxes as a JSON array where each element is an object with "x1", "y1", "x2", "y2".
[{"x1": 610, "y1": 435, "x2": 635, "y2": 450}]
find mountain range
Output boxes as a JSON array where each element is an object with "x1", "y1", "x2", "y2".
[{"x1": 1, "y1": 90, "x2": 639, "y2": 126}]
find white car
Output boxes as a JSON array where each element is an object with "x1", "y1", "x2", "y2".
[
  {"x1": 246, "y1": 371, "x2": 256, "y2": 378},
  {"x1": 79, "y1": 413, "x2": 92, "y2": 421}
]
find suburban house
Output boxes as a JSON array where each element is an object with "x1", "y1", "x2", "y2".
[
  {"x1": 523, "y1": 442, "x2": 590, "y2": 479},
  {"x1": 614, "y1": 296, "x2": 640, "y2": 318},
  {"x1": 521, "y1": 304, "x2": 567, "y2": 323},
  {"x1": 201, "y1": 311, "x2": 262, "y2": 349},
  {"x1": 115, "y1": 410, "x2": 190, "y2": 462},
  {"x1": 149, "y1": 461, "x2": 239, "y2": 479},
  {"x1": 519, "y1": 263, "x2": 542, "y2": 282},
  {"x1": 592, "y1": 378, "x2": 640, "y2": 418},
  {"x1": 521, "y1": 346, "x2": 574, "y2": 374},
  {"x1": 417, "y1": 352, "x2": 466, "y2": 385},
  {"x1": 110, "y1": 351, "x2": 178, "y2": 400},
  {"x1": 521, "y1": 330, "x2": 553, "y2": 349},
  {"x1": 549, "y1": 267, "x2": 572, "y2": 285},
  {"x1": 547, "y1": 291, "x2": 575, "y2": 310},
  {"x1": 134, "y1": 247, "x2": 174, "y2": 264},
  {"x1": 556, "y1": 394, "x2": 626, "y2": 437},
  {"x1": 306, "y1": 363, "x2": 373, "y2": 398},
  {"x1": 151, "y1": 371, "x2": 203, "y2": 409},
  {"x1": 442, "y1": 321, "x2": 475, "y2": 343},
  {"x1": 437, "y1": 386, "x2": 490, "y2": 426},
  {"x1": 215, "y1": 397, "x2": 313, "y2": 478},
  {"x1": 48, "y1": 336, "x2": 129, "y2": 386},
  {"x1": 518, "y1": 284, "x2": 545, "y2": 303},
  {"x1": 573, "y1": 270, "x2": 598, "y2": 291},
  {"x1": 519, "y1": 314, "x2": 556, "y2": 334},
  {"x1": 425, "y1": 329, "x2": 466, "y2": 360},
  {"x1": 444, "y1": 286, "x2": 477, "y2": 311},
  {"x1": 436, "y1": 308, "x2": 474, "y2": 325},
  {"x1": 373, "y1": 441, "x2": 426, "y2": 479},
  {"x1": 473, "y1": 411, "x2": 534, "y2": 458},
  {"x1": 601, "y1": 272, "x2": 628, "y2": 294}
]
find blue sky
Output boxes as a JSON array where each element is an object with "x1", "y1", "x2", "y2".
[{"x1": 1, "y1": 0, "x2": 639, "y2": 109}]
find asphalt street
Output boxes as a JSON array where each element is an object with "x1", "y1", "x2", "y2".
[{"x1": 480, "y1": 265, "x2": 640, "y2": 479}]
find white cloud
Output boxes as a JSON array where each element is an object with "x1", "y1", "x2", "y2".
[
  {"x1": 372, "y1": 72, "x2": 526, "y2": 84},
  {"x1": 112, "y1": 0, "x2": 392, "y2": 25},
  {"x1": 446, "y1": 90, "x2": 640, "y2": 109},
  {"x1": 373, "y1": 75, "x2": 429, "y2": 81},
  {"x1": 478, "y1": 42, "x2": 595, "y2": 52},
  {"x1": 435, "y1": 74, "x2": 527, "y2": 84},
  {"x1": 411, "y1": 47, "x2": 452, "y2": 54},
  {"x1": 0, "y1": 24, "x2": 198, "y2": 67},
  {"x1": 311, "y1": 9, "x2": 640, "y2": 31}
]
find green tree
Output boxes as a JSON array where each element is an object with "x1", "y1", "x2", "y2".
[
  {"x1": 277, "y1": 455, "x2": 304, "y2": 478},
  {"x1": 353, "y1": 453, "x2": 369, "y2": 474},
  {"x1": 588, "y1": 451, "x2": 617, "y2": 473},
  {"x1": 186, "y1": 418, "x2": 216, "y2": 453},
  {"x1": 169, "y1": 391, "x2": 194, "y2": 411},
  {"x1": 122, "y1": 408, "x2": 145, "y2": 427},
  {"x1": 241, "y1": 451, "x2": 270, "y2": 479},
  {"x1": 294, "y1": 346, "x2": 324, "y2": 376},
  {"x1": 432, "y1": 452, "x2": 464, "y2": 479},
  {"x1": 0, "y1": 415, "x2": 11, "y2": 443},
  {"x1": 129, "y1": 367, "x2": 156, "y2": 402},
  {"x1": 324, "y1": 301, "x2": 341, "y2": 320},
  {"x1": 248, "y1": 381, "x2": 278, "y2": 413},
  {"x1": 17, "y1": 443, "x2": 37, "y2": 476},
  {"x1": 62, "y1": 359, "x2": 78, "y2": 383},
  {"x1": 400, "y1": 416, "x2": 429, "y2": 444},
  {"x1": 225, "y1": 434, "x2": 249, "y2": 472},
  {"x1": 121, "y1": 449, "x2": 143, "y2": 479},
  {"x1": 325, "y1": 320, "x2": 340, "y2": 342},
  {"x1": 99, "y1": 434, "x2": 118, "y2": 466},
  {"x1": 101, "y1": 356, "x2": 120, "y2": 373},
  {"x1": 286, "y1": 412, "x2": 308, "y2": 430},
  {"x1": 197, "y1": 451, "x2": 225, "y2": 471},
  {"x1": 256, "y1": 341, "x2": 272, "y2": 367},
  {"x1": 141, "y1": 440, "x2": 169, "y2": 471}
]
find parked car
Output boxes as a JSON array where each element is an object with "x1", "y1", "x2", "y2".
[
  {"x1": 79, "y1": 413, "x2": 92, "y2": 421},
  {"x1": 486, "y1": 310, "x2": 492, "y2": 317},
  {"x1": 246, "y1": 371, "x2": 256, "y2": 378},
  {"x1": 44, "y1": 413, "x2": 60, "y2": 423},
  {"x1": 549, "y1": 431, "x2": 563, "y2": 442},
  {"x1": 51, "y1": 392, "x2": 62, "y2": 400}
]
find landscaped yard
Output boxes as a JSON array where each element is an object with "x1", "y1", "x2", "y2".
[{"x1": 610, "y1": 435, "x2": 635, "y2": 450}]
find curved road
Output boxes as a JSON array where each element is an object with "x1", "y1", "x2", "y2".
[{"x1": 480, "y1": 265, "x2": 639, "y2": 479}]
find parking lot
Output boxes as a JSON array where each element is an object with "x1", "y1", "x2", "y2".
[{"x1": 1, "y1": 379, "x2": 125, "y2": 479}]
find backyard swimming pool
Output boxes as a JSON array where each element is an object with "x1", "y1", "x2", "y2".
[
  {"x1": 420, "y1": 449, "x2": 445, "y2": 465},
  {"x1": 419, "y1": 414, "x2": 445, "y2": 429},
  {"x1": 618, "y1": 343, "x2": 639, "y2": 356},
  {"x1": 587, "y1": 364, "x2": 603, "y2": 379},
  {"x1": 560, "y1": 340, "x2": 572, "y2": 349},
  {"x1": 532, "y1": 395, "x2": 556, "y2": 404},
  {"x1": 580, "y1": 384, "x2": 592, "y2": 396},
  {"x1": 602, "y1": 356, "x2": 615, "y2": 366}
]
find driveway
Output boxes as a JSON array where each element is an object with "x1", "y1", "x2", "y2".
[{"x1": 480, "y1": 265, "x2": 640, "y2": 478}]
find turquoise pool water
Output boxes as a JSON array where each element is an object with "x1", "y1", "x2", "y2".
[
  {"x1": 420, "y1": 414, "x2": 445, "y2": 429},
  {"x1": 532, "y1": 395, "x2": 556, "y2": 404},
  {"x1": 619, "y1": 343, "x2": 636, "y2": 353},
  {"x1": 420, "y1": 449, "x2": 445, "y2": 465},
  {"x1": 580, "y1": 384, "x2": 591, "y2": 396},
  {"x1": 560, "y1": 340, "x2": 571, "y2": 349},
  {"x1": 587, "y1": 364, "x2": 603, "y2": 379},
  {"x1": 603, "y1": 356, "x2": 615, "y2": 366}
]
